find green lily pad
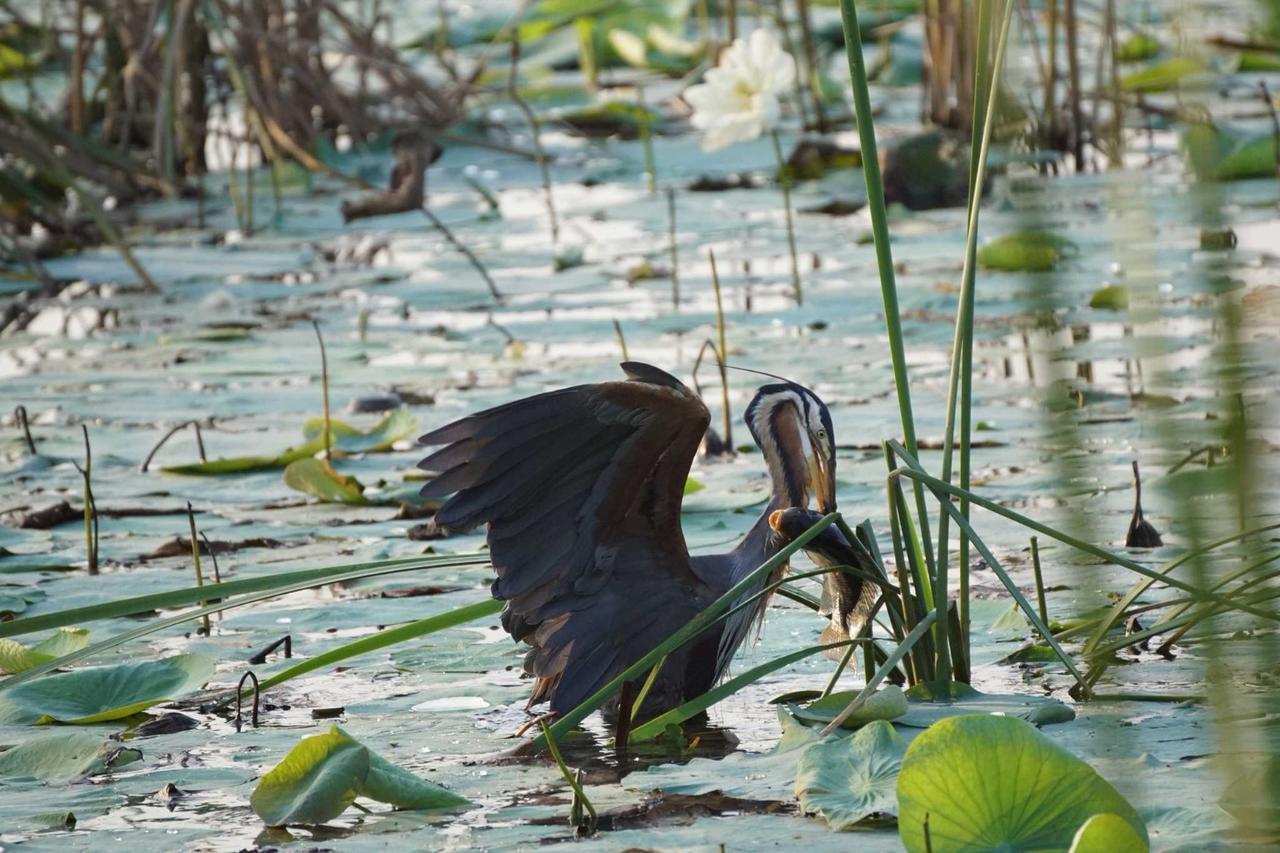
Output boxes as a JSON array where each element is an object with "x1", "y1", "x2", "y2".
[
  {"x1": 0, "y1": 732, "x2": 142, "y2": 782},
  {"x1": 0, "y1": 627, "x2": 90, "y2": 674},
  {"x1": 978, "y1": 232, "x2": 1076, "y2": 272},
  {"x1": 1117, "y1": 32, "x2": 1160, "y2": 63},
  {"x1": 556, "y1": 101, "x2": 661, "y2": 140},
  {"x1": 282, "y1": 458, "x2": 369, "y2": 505},
  {"x1": 0, "y1": 587, "x2": 46, "y2": 618},
  {"x1": 1089, "y1": 284, "x2": 1130, "y2": 311},
  {"x1": 795, "y1": 720, "x2": 907, "y2": 829},
  {"x1": 897, "y1": 682, "x2": 1075, "y2": 728},
  {"x1": 1120, "y1": 56, "x2": 1205, "y2": 93},
  {"x1": 1183, "y1": 123, "x2": 1278, "y2": 181},
  {"x1": 250, "y1": 726, "x2": 469, "y2": 826},
  {"x1": 790, "y1": 685, "x2": 908, "y2": 729},
  {"x1": 630, "y1": 708, "x2": 819, "y2": 801},
  {"x1": 683, "y1": 476, "x2": 705, "y2": 495},
  {"x1": 301, "y1": 409, "x2": 417, "y2": 454},
  {"x1": 0, "y1": 654, "x2": 214, "y2": 725},
  {"x1": 896, "y1": 715, "x2": 1146, "y2": 852},
  {"x1": 1070, "y1": 812, "x2": 1149, "y2": 852},
  {"x1": 1237, "y1": 50, "x2": 1280, "y2": 72},
  {"x1": 163, "y1": 411, "x2": 415, "y2": 476}
]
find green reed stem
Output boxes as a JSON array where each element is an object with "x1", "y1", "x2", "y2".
[
  {"x1": 0, "y1": 555, "x2": 487, "y2": 639},
  {"x1": 933, "y1": 0, "x2": 1015, "y2": 692},
  {"x1": 628, "y1": 639, "x2": 857, "y2": 741},
  {"x1": 819, "y1": 611, "x2": 938, "y2": 736},
  {"x1": 836, "y1": 0, "x2": 935, "y2": 586},
  {"x1": 709, "y1": 250, "x2": 733, "y2": 450},
  {"x1": 888, "y1": 446, "x2": 1280, "y2": 626},
  {"x1": 629, "y1": 654, "x2": 667, "y2": 722},
  {"x1": 312, "y1": 321, "x2": 331, "y2": 462},
  {"x1": 1030, "y1": 535, "x2": 1049, "y2": 630},
  {"x1": 667, "y1": 186, "x2": 679, "y2": 309},
  {"x1": 187, "y1": 502, "x2": 211, "y2": 636},
  {"x1": 249, "y1": 598, "x2": 503, "y2": 695},
  {"x1": 0, "y1": 557, "x2": 489, "y2": 687},
  {"x1": 769, "y1": 129, "x2": 802, "y2": 305}
]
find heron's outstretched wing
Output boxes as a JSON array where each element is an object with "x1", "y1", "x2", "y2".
[{"x1": 417, "y1": 362, "x2": 713, "y2": 712}]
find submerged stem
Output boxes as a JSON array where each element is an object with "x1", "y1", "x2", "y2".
[{"x1": 769, "y1": 129, "x2": 802, "y2": 305}]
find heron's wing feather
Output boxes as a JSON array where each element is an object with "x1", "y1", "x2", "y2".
[{"x1": 417, "y1": 362, "x2": 713, "y2": 713}]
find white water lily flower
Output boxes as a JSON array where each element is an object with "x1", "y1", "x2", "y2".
[{"x1": 684, "y1": 29, "x2": 797, "y2": 152}]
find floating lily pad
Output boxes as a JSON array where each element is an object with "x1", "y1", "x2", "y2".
[
  {"x1": 631, "y1": 709, "x2": 819, "y2": 801},
  {"x1": 789, "y1": 685, "x2": 908, "y2": 730},
  {"x1": 0, "y1": 732, "x2": 142, "y2": 782},
  {"x1": 0, "y1": 627, "x2": 90, "y2": 674},
  {"x1": 896, "y1": 715, "x2": 1146, "y2": 852},
  {"x1": 896, "y1": 682, "x2": 1075, "y2": 728},
  {"x1": 1183, "y1": 123, "x2": 1278, "y2": 181},
  {"x1": 0, "y1": 587, "x2": 45, "y2": 618},
  {"x1": 250, "y1": 726, "x2": 469, "y2": 826},
  {"x1": 1237, "y1": 50, "x2": 1280, "y2": 72},
  {"x1": 1090, "y1": 284, "x2": 1130, "y2": 311},
  {"x1": 282, "y1": 458, "x2": 370, "y2": 505},
  {"x1": 1120, "y1": 56, "x2": 1206, "y2": 93},
  {"x1": 978, "y1": 231, "x2": 1076, "y2": 272},
  {"x1": 302, "y1": 410, "x2": 417, "y2": 454},
  {"x1": 1117, "y1": 32, "x2": 1160, "y2": 63},
  {"x1": 1070, "y1": 812, "x2": 1149, "y2": 852},
  {"x1": 0, "y1": 654, "x2": 214, "y2": 725},
  {"x1": 795, "y1": 720, "x2": 907, "y2": 830},
  {"x1": 163, "y1": 411, "x2": 416, "y2": 475}
]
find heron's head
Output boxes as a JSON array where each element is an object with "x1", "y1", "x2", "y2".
[{"x1": 744, "y1": 381, "x2": 837, "y2": 513}]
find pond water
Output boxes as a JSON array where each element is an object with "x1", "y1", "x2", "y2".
[{"x1": 2, "y1": 1, "x2": 1280, "y2": 849}]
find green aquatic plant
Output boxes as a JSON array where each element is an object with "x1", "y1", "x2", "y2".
[
  {"x1": 0, "y1": 627, "x2": 89, "y2": 675},
  {"x1": 896, "y1": 715, "x2": 1147, "y2": 852},
  {"x1": 250, "y1": 726, "x2": 469, "y2": 827},
  {"x1": 794, "y1": 719, "x2": 907, "y2": 830},
  {"x1": 0, "y1": 654, "x2": 213, "y2": 724},
  {"x1": 0, "y1": 732, "x2": 142, "y2": 783}
]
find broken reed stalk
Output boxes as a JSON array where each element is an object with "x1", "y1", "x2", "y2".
[
  {"x1": 1063, "y1": 0, "x2": 1084, "y2": 171},
  {"x1": 508, "y1": 40, "x2": 558, "y2": 246},
  {"x1": 639, "y1": 88, "x2": 657, "y2": 194},
  {"x1": 1030, "y1": 535, "x2": 1049, "y2": 629},
  {"x1": 420, "y1": 207, "x2": 503, "y2": 301},
  {"x1": 768, "y1": 130, "x2": 803, "y2": 305},
  {"x1": 140, "y1": 420, "x2": 206, "y2": 472},
  {"x1": 612, "y1": 319, "x2": 629, "y2": 361},
  {"x1": 76, "y1": 425, "x2": 98, "y2": 575},
  {"x1": 14, "y1": 405, "x2": 36, "y2": 455},
  {"x1": 187, "y1": 502, "x2": 211, "y2": 635},
  {"x1": 312, "y1": 321, "x2": 331, "y2": 462},
  {"x1": 70, "y1": 184, "x2": 159, "y2": 293},
  {"x1": 199, "y1": 531, "x2": 222, "y2": 584},
  {"x1": 708, "y1": 250, "x2": 733, "y2": 451},
  {"x1": 1045, "y1": 0, "x2": 1058, "y2": 143},
  {"x1": 794, "y1": 0, "x2": 827, "y2": 133},
  {"x1": 667, "y1": 187, "x2": 679, "y2": 309}
]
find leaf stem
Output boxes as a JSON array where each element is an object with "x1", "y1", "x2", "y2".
[{"x1": 769, "y1": 129, "x2": 802, "y2": 305}]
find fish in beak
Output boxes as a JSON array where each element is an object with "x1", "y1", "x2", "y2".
[{"x1": 809, "y1": 450, "x2": 837, "y2": 514}]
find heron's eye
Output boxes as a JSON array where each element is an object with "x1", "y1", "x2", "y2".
[{"x1": 815, "y1": 428, "x2": 827, "y2": 443}]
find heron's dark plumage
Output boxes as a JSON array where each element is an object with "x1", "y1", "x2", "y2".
[{"x1": 417, "y1": 361, "x2": 837, "y2": 719}]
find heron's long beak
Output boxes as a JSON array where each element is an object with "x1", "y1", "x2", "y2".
[{"x1": 809, "y1": 451, "x2": 836, "y2": 513}]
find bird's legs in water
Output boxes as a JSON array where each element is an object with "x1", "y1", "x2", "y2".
[{"x1": 514, "y1": 710, "x2": 560, "y2": 738}]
